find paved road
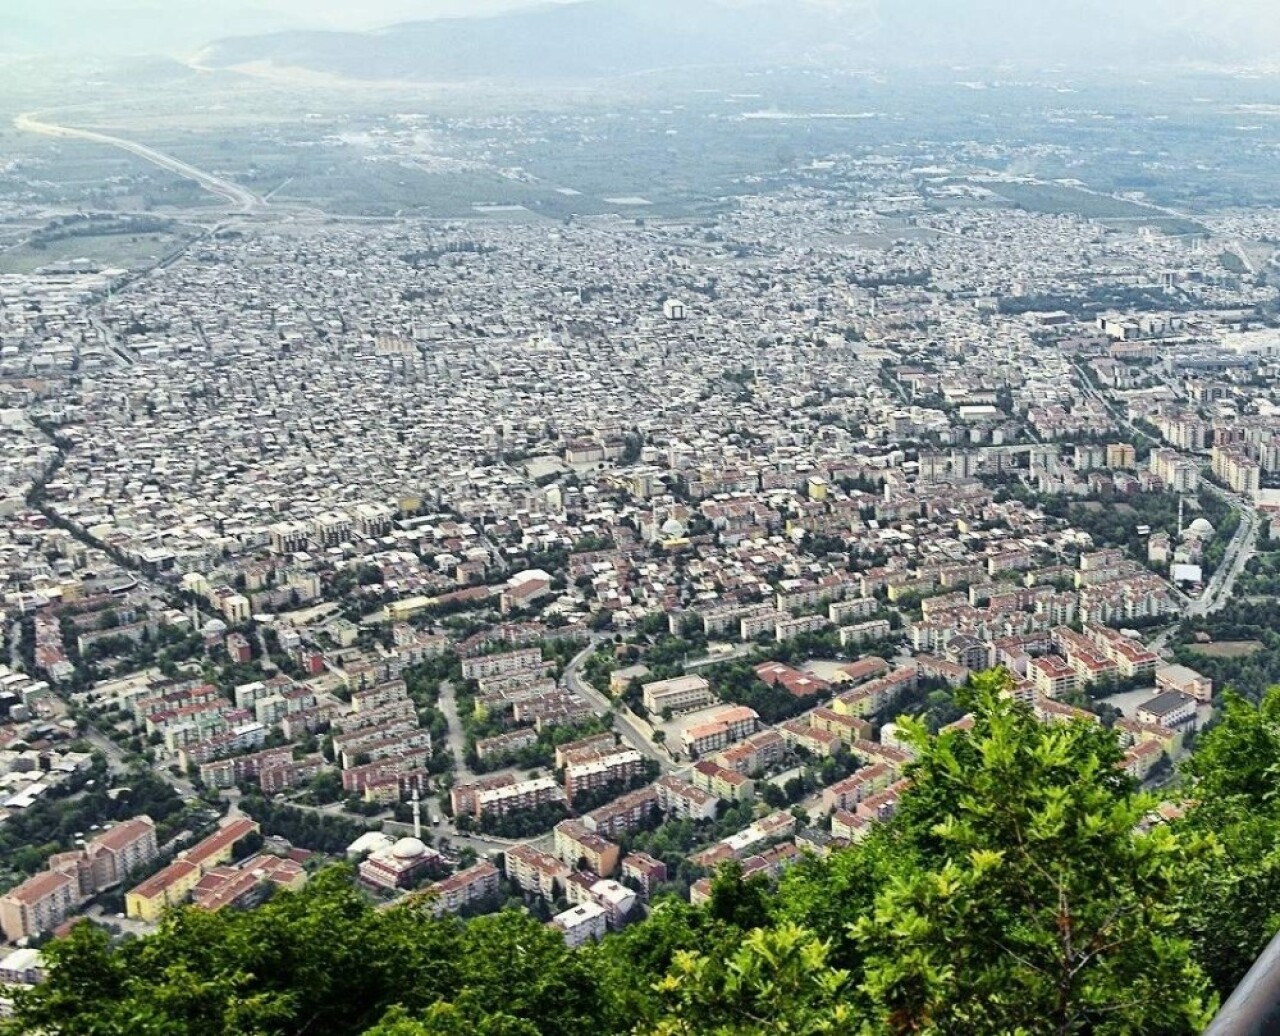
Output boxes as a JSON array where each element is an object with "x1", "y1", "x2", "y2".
[
  {"x1": 683, "y1": 643, "x2": 755, "y2": 670},
  {"x1": 1072, "y1": 358, "x2": 1259, "y2": 629},
  {"x1": 87, "y1": 314, "x2": 134, "y2": 368},
  {"x1": 563, "y1": 641, "x2": 680, "y2": 774},
  {"x1": 81, "y1": 725, "x2": 130, "y2": 769},
  {"x1": 1188, "y1": 488, "x2": 1259, "y2": 617},
  {"x1": 435, "y1": 680, "x2": 475, "y2": 783},
  {"x1": 80, "y1": 722, "x2": 196, "y2": 798},
  {"x1": 7, "y1": 621, "x2": 21, "y2": 671},
  {"x1": 16, "y1": 112, "x2": 264, "y2": 214}
]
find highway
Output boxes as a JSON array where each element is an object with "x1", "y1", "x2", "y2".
[{"x1": 15, "y1": 112, "x2": 264, "y2": 214}]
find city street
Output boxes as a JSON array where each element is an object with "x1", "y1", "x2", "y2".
[{"x1": 562, "y1": 641, "x2": 681, "y2": 774}]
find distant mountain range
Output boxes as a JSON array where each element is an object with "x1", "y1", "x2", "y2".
[
  {"x1": 193, "y1": 0, "x2": 1277, "y2": 80},
  {"x1": 194, "y1": 0, "x2": 839, "y2": 80}
]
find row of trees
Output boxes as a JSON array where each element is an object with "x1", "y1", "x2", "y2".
[
  {"x1": 16, "y1": 671, "x2": 1280, "y2": 1034},
  {"x1": 238, "y1": 796, "x2": 375, "y2": 855}
]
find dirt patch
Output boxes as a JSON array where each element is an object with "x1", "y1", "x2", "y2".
[{"x1": 1191, "y1": 640, "x2": 1264, "y2": 659}]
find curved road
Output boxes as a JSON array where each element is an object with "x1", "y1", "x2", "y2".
[
  {"x1": 15, "y1": 112, "x2": 264, "y2": 214},
  {"x1": 563, "y1": 641, "x2": 680, "y2": 774}
]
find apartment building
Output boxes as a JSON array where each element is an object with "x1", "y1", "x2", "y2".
[
  {"x1": 1212, "y1": 445, "x2": 1261, "y2": 497},
  {"x1": 621, "y1": 852, "x2": 667, "y2": 900},
  {"x1": 564, "y1": 749, "x2": 645, "y2": 806},
  {"x1": 690, "y1": 759, "x2": 755, "y2": 802},
  {"x1": 712, "y1": 729, "x2": 786, "y2": 775},
  {"x1": 475, "y1": 728, "x2": 538, "y2": 762},
  {"x1": 1106, "y1": 443, "x2": 1136, "y2": 469},
  {"x1": 126, "y1": 819, "x2": 260, "y2": 922},
  {"x1": 460, "y1": 648, "x2": 544, "y2": 682},
  {"x1": 587, "y1": 878, "x2": 638, "y2": 930},
  {"x1": 653, "y1": 775, "x2": 719, "y2": 821},
  {"x1": 822, "y1": 763, "x2": 895, "y2": 814},
  {"x1": 582, "y1": 786, "x2": 660, "y2": 839},
  {"x1": 475, "y1": 776, "x2": 561, "y2": 819},
  {"x1": 739, "y1": 609, "x2": 786, "y2": 641},
  {"x1": 0, "y1": 871, "x2": 79, "y2": 943},
  {"x1": 831, "y1": 809, "x2": 873, "y2": 843},
  {"x1": 259, "y1": 755, "x2": 326, "y2": 794},
  {"x1": 1149, "y1": 448, "x2": 1200, "y2": 493},
  {"x1": 198, "y1": 745, "x2": 293, "y2": 790},
  {"x1": 449, "y1": 773, "x2": 517, "y2": 816},
  {"x1": 426, "y1": 861, "x2": 501, "y2": 917},
  {"x1": 775, "y1": 614, "x2": 830, "y2": 642},
  {"x1": 641, "y1": 674, "x2": 714, "y2": 715},
  {"x1": 1029, "y1": 654, "x2": 1076, "y2": 699},
  {"x1": 831, "y1": 665, "x2": 917, "y2": 718},
  {"x1": 808, "y1": 706, "x2": 872, "y2": 745},
  {"x1": 125, "y1": 860, "x2": 203, "y2": 923},
  {"x1": 828, "y1": 597, "x2": 878, "y2": 624},
  {"x1": 680, "y1": 706, "x2": 759, "y2": 758},
  {"x1": 552, "y1": 901, "x2": 608, "y2": 947},
  {"x1": 554, "y1": 732, "x2": 618, "y2": 769},
  {"x1": 1122, "y1": 739, "x2": 1165, "y2": 780},
  {"x1": 553, "y1": 820, "x2": 620, "y2": 877},
  {"x1": 839, "y1": 619, "x2": 893, "y2": 648},
  {"x1": 1085, "y1": 625, "x2": 1159, "y2": 679},
  {"x1": 1156, "y1": 663, "x2": 1213, "y2": 703},
  {"x1": 504, "y1": 844, "x2": 569, "y2": 899},
  {"x1": 779, "y1": 719, "x2": 842, "y2": 758}
]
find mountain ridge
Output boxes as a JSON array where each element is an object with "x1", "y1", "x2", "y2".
[{"x1": 192, "y1": 0, "x2": 1273, "y2": 81}]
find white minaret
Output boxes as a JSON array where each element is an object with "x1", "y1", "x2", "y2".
[{"x1": 411, "y1": 787, "x2": 422, "y2": 841}]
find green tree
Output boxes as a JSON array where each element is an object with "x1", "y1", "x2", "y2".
[
  {"x1": 1177, "y1": 687, "x2": 1280, "y2": 996},
  {"x1": 650, "y1": 923, "x2": 855, "y2": 1035},
  {"x1": 855, "y1": 676, "x2": 1214, "y2": 1035}
]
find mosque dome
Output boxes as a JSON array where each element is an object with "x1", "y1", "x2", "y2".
[
  {"x1": 391, "y1": 836, "x2": 428, "y2": 860},
  {"x1": 1186, "y1": 517, "x2": 1214, "y2": 537}
]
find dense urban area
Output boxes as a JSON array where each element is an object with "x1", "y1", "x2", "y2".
[{"x1": 3, "y1": 33, "x2": 1280, "y2": 1033}]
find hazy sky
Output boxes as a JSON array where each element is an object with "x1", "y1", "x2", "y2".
[
  {"x1": 239, "y1": 0, "x2": 571, "y2": 29},
  {"x1": 2, "y1": 0, "x2": 571, "y2": 55}
]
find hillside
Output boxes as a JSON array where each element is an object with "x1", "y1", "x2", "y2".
[
  {"x1": 10, "y1": 673, "x2": 1278, "y2": 1035},
  {"x1": 193, "y1": 0, "x2": 1271, "y2": 80},
  {"x1": 194, "y1": 1, "x2": 834, "y2": 80}
]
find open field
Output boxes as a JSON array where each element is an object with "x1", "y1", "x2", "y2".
[
  {"x1": 0, "y1": 231, "x2": 190, "y2": 275},
  {"x1": 1190, "y1": 640, "x2": 1265, "y2": 659},
  {"x1": 982, "y1": 181, "x2": 1209, "y2": 235}
]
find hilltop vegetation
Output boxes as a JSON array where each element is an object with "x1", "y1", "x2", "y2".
[{"x1": 12, "y1": 670, "x2": 1280, "y2": 1035}]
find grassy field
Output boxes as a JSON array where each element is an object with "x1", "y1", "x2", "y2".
[
  {"x1": 1190, "y1": 640, "x2": 1264, "y2": 659},
  {"x1": 0, "y1": 231, "x2": 188, "y2": 275}
]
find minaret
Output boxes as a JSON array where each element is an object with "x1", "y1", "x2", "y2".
[
  {"x1": 411, "y1": 787, "x2": 422, "y2": 841},
  {"x1": 1178, "y1": 495, "x2": 1184, "y2": 537}
]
